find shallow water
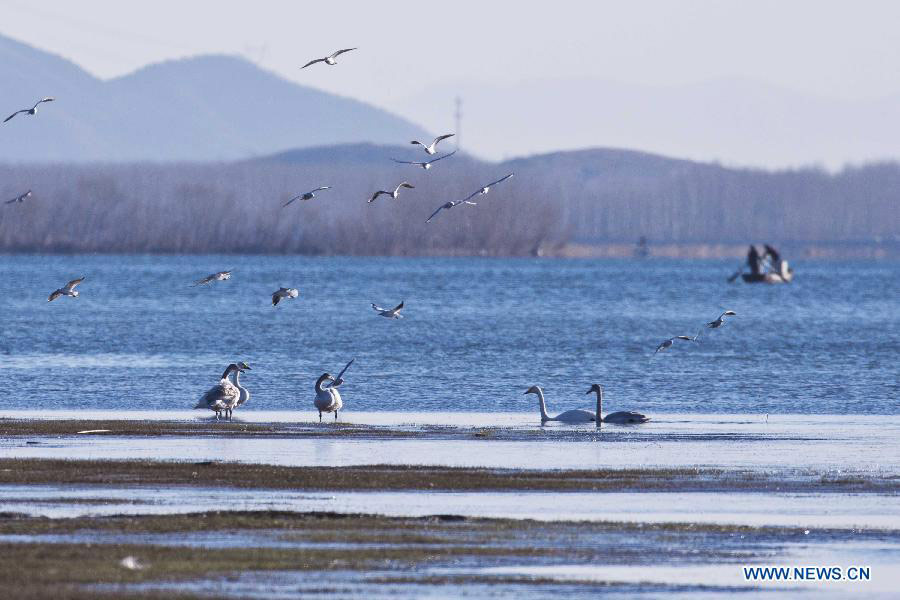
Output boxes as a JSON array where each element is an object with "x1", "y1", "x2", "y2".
[
  {"x1": 0, "y1": 256, "x2": 897, "y2": 414},
  {"x1": 1, "y1": 484, "x2": 897, "y2": 529},
  {"x1": 2, "y1": 412, "x2": 898, "y2": 476}
]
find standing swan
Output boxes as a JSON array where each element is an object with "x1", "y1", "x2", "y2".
[
  {"x1": 586, "y1": 384, "x2": 649, "y2": 426},
  {"x1": 195, "y1": 363, "x2": 247, "y2": 421},
  {"x1": 230, "y1": 361, "x2": 252, "y2": 418},
  {"x1": 524, "y1": 386, "x2": 595, "y2": 424},
  {"x1": 314, "y1": 373, "x2": 343, "y2": 422}
]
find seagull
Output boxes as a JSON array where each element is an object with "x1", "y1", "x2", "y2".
[
  {"x1": 301, "y1": 48, "x2": 357, "y2": 69},
  {"x1": 4, "y1": 98, "x2": 54, "y2": 123},
  {"x1": 272, "y1": 287, "x2": 299, "y2": 306},
  {"x1": 283, "y1": 186, "x2": 331, "y2": 207},
  {"x1": 372, "y1": 301, "x2": 404, "y2": 319},
  {"x1": 463, "y1": 173, "x2": 514, "y2": 202},
  {"x1": 391, "y1": 150, "x2": 457, "y2": 170},
  {"x1": 425, "y1": 198, "x2": 477, "y2": 223},
  {"x1": 369, "y1": 182, "x2": 414, "y2": 203},
  {"x1": 655, "y1": 335, "x2": 698, "y2": 354},
  {"x1": 193, "y1": 270, "x2": 232, "y2": 286},
  {"x1": 705, "y1": 310, "x2": 737, "y2": 329},
  {"x1": 410, "y1": 134, "x2": 454, "y2": 155},
  {"x1": 5, "y1": 190, "x2": 32, "y2": 205},
  {"x1": 48, "y1": 276, "x2": 85, "y2": 302}
]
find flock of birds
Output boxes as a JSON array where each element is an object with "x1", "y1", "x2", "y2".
[{"x1": 5, "y1": 48, "x2": 737, "y2": 427}]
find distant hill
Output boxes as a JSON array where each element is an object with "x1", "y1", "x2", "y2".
[{"x1": 0, "y1": 34, "x2": 430, "y2": 162}]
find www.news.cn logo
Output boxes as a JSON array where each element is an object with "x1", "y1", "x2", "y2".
[{"x1": 743, "y1": 566, "x2": 871, "y2": 582}]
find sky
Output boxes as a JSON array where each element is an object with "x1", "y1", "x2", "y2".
[{"x1": 2, "y1": 0, "x2": 899, "y2": 165}]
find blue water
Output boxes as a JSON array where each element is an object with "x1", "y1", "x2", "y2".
[{"x1": 0, "y1": 255, "x2": 897, "y2": 414}]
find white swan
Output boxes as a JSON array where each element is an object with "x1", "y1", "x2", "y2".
[
  {"x1": 195, "y1": 363, "x2": 247, "y2": 421},
  {"x1": 586, "y1": 384, "x2": 649, "y2": 426},
  {"x1": 314, "y1": 372, "x2": 343, "y2": 422},
  {"x1": 301, "y1": 48, "x2": 357, "y2": 69},
  {"x1": 48, "y1": 276, "x2": 85, "y2": 302},
  {"x1": 231, "y1": 361, "x2": 252, "y2": 417},
  {"x1": 524, "y1": 385, "x2": 595, "y2": 424},
  {"x1": 410, "y1": 134, "x2": 454, "y2": 155}
]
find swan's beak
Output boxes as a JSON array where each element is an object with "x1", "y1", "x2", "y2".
[{"x1": 585, "y1": 389, "x2": 592, "y2": 395}]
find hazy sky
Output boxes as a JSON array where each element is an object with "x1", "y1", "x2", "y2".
[{"x1": 2, "y1": 0, "x2": 899, "y2": 164}]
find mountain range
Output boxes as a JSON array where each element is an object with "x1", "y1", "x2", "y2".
[{"x1": 0, "y1": 33, "x2": 429, "y2": 162}]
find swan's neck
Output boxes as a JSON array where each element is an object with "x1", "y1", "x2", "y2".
[
  {"x1": 315, "y1": 375, "x2": 329, "y2": 394},
  {"x1": 594, "y1": 389, "x2": 603, "y2": 429},
  {"x1": 232, "y1": 369, "x2": 244, "y2": 391},
  {"x1": 536, "y1": 389, "x2": 550, "y2": 422},
  {"x1": 220, "y1": 366, "x2": 234, "y2": 381}
]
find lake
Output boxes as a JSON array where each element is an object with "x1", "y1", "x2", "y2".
[{"x1": 0, "y1": 255, "x2": 897, "y2": 414}]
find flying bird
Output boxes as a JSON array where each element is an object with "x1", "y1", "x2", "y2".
[
  {"x1": 410, "y1": 134, "x2": 454, "y2": 155},
  {"x1": 48, "y1": 276, "x2": 85, "y2": 302},
  {"x1": 425, "y1": 198, "x2": 477, "y2": 223},
  {"x1": 372, "y1": 301, "x2": 404, "y2": 319},
  {"x1": 463, "y1": 173, "x2": 514, "y2": 202},
  {"x1": 5, "y1": 190, "x2": 32, "y2": 205},
  {"x1": 301, "y1": 48, "x2": 357, "y2": 69},
  {"x1": 391, "y1": 150, "x2": 457, "y2": 170},
  {"x1": 283, "y1": 186, "x2": 331, "y2": 207},
  {"x1": 369, "y1": 182, "x2": 414, "y2": 203},
  {"x1": 4, "y1": 98, "x2": 54, "y2": 123},
  {"x1": 272, "y1": 287, "x2": 299, "y2": 306},
  {"x1": 654, "y1": 335, "x2": 698, "y2": 354},
  {"x1": 193, "y1": 270, "x2": 232, "y2": 286},
  {"x1": 705, "y1": 311, "x2": 737, "y2": 330}
]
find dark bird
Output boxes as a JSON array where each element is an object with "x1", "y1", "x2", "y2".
[
  {"x1": 283, "y1": 187, "x2": 331, "y2": 207},
  {"x1": 392, "y1": 150, "x2": 457, "y2": 170},
  {"x1": 4, "y1": 98, "x2": 54, "y2": 123},
  {"x1": 302, "y1": 48, "x2": 357, "y2": 68},
  {"x1": 369, "y1": 182, "x2": 414, "y2": 203},
  {"x1": 5, "y1": 190, "x2": 32, "y2": 205}
]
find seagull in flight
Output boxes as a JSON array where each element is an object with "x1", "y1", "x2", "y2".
[
  {"x1": 283, "y1": 186, "x2": 330, "y2": 207},
  {"x1": 655, "y1": 335, "x2": 699, "y2": 354},
  {"x1": 302, "y1": 48, "x2": 357, "y2": 69},
  {"x1": 48, "y1": 276, "x2": 84, "y2": 302},
  {"x1": 5, "y1": 190, "x2": 32, "y2": 205},
  {"x1": 425, "y1": 198, "x2": 477, "y2": 223},
  {"x1": 193, "y1": 270, "x2": 232, "y2": 286},
  {"x1": 410, "y1": 134, "x2": 454, "y2": 155},
  {"x1": 4, "y1": 98, "x2": 54, "y2": 123},
  {"x1": 705, "y1": 311, "x2": 737, "y2": 329},
  {"x1": 463, "y1": 173, "x2": 515, "y2": 202},
  {"x1": 369, "y1": 182, "x2": 414, "y2": 203},
  {"x1": 272, "y1": 287, "x2": 299, "y2": 306},
  {"x1": 392, "y1": 150, "x2": 456, "y2": 170},
  {"x1": 372, "y1": 301, "x2": 404, "y2": 319}
]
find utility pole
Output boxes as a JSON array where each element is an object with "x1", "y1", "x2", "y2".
[{"x1": 454, "y1": 96, "x2": 462, "y2": 152}]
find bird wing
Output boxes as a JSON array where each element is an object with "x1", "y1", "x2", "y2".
[
  {"x1": 272, "y1": 293, "x2": 281, "y2": 306},
  {"x1": 485, "y1": 173, "x2": 514, "y2": 188},
  {"x1": 392, "y1": 301, "x2": 404, "y2": 312},
  {"x1": 301, "y1": 57, "x2": 326, "y2": 68},
  {"x1": 4, "y1": 197, "x2": 16, "y2": 204},
  {"x1": 391, "y1": 158, "x2": 421, "y2": 165},
  {"x1": 193, "y1": 274, "x2": 214, "y2": 286},
  {"x1": 64, "y1": 277, "x2": 85, "y2": 291},
  {"x1": 336, "y1": 358, "x2": 355, "y2": 381},
  {"x1": 311, "y1": 186, "x2": 330, "y2": 193},
  {"x1": 371, "y1": 303, "x2": 386, "y2": 312},
  {"x1": 369, "y1": 190, "x2": 388, "y2": 203},
  {"x1": 432, "y1": 134, "x2": 455, "y2": 145},
  {"x1": 425, "y1": 205, "x2": 446, "y2": 223},
  {"x1": 36, "y1": 98, "x2": 54, "y2": 107},
  {"x1": 396, "y1": 182, "x2": 414, "y2": 192},
  {"x1": 462, "y1": 190, "x2": 481, "y2": 202},
  {"x1": 282, "y1": 194, "x2": 302, "y2": 207},
  {"x1": 3, "y1": 110, "x2": 26, "y2": 123},
  {"x1": 331, "y1": 48, "x2": 357, "y2": 58},
  {"x1": 429, "y1": 150, "x2": 457, "y2": 163},
  {"x1": 47, "y1": 289, "x2": 62, "y2": 302}
]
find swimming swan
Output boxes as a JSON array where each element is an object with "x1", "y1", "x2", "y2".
[
  {"x1": 586, "y1": 384, "x2": 649, "y2": 426},
  {"x1": 525, "y1": 385, "x2": 595, "y2": 424},
  {"x1": 314, "y1": 372, "x2": 343, "y2": 422}
]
